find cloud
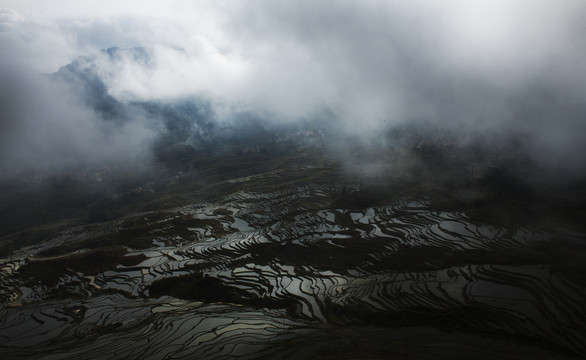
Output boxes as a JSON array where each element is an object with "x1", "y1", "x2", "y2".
[
  {"x1": 222, "y1": 1, "x2": 586, "y2": 123},
  {"x1": 1, "y1": 1, "x2": 586, "y2": 176},
  {"x1": 0, "y1": 8, "x2": 23, "y2": 29},
  {"x1": 0, "y1": 65, "x2": 156, "y2": 177},
  {"x1": 214, "y1": 0, "x2": 586, "y2": 167},
  {"x1": 92, "y1": 42, "x2": 249, "y2": 104}
]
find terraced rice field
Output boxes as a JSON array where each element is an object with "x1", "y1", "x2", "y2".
[{"x1": 1, "y1": 162, "x2": 585, "y2": 359}]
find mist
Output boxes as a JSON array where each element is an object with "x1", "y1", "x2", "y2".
[
  {"x1": 0, "y1": 64, "x2": 156, "y2": 179},
  {"x1": 1, "y1": 0, "x2": 586, "y2": 178}
]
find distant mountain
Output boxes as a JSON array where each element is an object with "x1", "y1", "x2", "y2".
[
  {"x1": 54, "y1": 47, "x2": 131, "y2": 120},
  {"x1": 53, "y1": 47, "x2": 327, "y2": 169},
  {"x1": 54, "y1": 47, "x2": 214, "y2": 138},
  {"x1": 52, "y1": 47, "x2": 317, "y2": 173}
]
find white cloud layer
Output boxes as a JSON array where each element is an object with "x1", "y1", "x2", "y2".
[{"x1": 1, "y1": 0, "x2": 586, "y2": 173}]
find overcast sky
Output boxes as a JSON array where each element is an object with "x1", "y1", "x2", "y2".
[{"x1": 1, "y1": 0, "x2": 586, "y2": 175}]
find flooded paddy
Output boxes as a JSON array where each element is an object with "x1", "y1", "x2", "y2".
[{"x1": 1, "y1": 163, "x2": 586, "y2": 359}]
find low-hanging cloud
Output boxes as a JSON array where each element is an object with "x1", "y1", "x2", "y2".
[
  {"x1": 1, "y1": 0, "x2": 586, "y2": 176},
  {"x1": 0, "y1": 65, "x2": 156, "y2": 178}
]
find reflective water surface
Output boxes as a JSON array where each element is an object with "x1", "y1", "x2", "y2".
[{"x1": 1, "y1": 164, "x2": 586, "y2": 359}]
